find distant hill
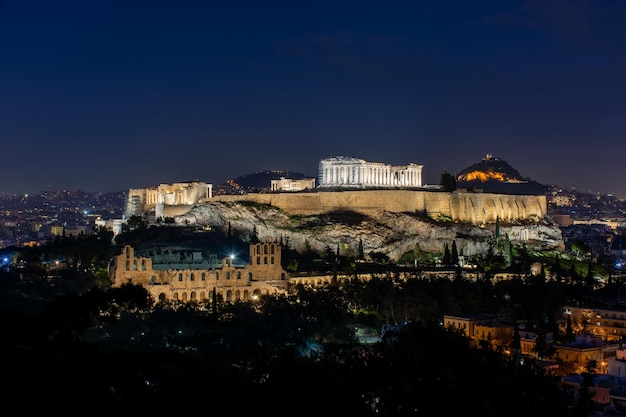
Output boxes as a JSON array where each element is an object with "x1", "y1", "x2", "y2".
[
  {"x1": 455, "y1": 154, "x2": 549, "y2": 195},
  {"x1": 213, "y1": 170, "x2": 316, "y2": 195}
]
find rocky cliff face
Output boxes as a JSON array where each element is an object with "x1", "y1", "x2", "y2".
[{"x1": 175, "y1": 201, "x2": 564, "y2": 262}]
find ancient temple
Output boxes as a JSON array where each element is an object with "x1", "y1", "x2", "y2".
[{"x1": 318, "y1": 156, "x2": 423, "y2": 188}]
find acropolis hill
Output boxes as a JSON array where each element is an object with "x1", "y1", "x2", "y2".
[
  {"x1": 176, "y1": 191, "x2": 561, "y2": 263},
  {"x1": 128, "y1": 156, "x2": 560, "y2": 261},
  {"x1": 129, "y1": 155, "x2": 547, "y2": 225},
  {"x1": 168, "y1": 155, "x2": 557, "y2": 261}
]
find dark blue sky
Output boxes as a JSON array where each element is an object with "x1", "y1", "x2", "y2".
[{"x1": 1, "y1": 1, "x2": 625, "y2": 196}]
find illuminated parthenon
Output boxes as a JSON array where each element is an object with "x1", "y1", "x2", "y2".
[{"x1": 318, "y1": 156, "x2": 423, "y2": 188}]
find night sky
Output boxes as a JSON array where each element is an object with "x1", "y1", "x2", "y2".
[{"x1": 1, "y1": 1, "x2": 625, "y2": 197}]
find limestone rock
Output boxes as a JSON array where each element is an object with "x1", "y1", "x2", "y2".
[{"x1": 175, "y1": 201, "x2": 564, "y2": 262}]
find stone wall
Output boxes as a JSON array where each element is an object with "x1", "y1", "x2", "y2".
[
  {"x1": 162, "y1": 204, "x2": 197, "y2": 218},
  {"x1": 211, "y1": 189, "x2": 546, "y2": 224},
  {"x1": 109, "y1": 242, "x2": 289, "y2": 304}
]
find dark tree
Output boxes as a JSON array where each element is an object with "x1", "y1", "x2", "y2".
[
  {"x1": 324, "y1": 245, "x2": 334, "y2": 264},
  {"x1": 533, "y1": 326, "x2": 556, "y2": 360},
  {"x1": 451, "y1": 240, "x2": 459, "y2": 267},
  {"x1": 211, "y1": 286, "x2": 217, "y2": 315},
  {"x1": 124, "y1": 215, "x2": 146, "y2": 231},
  {"x1": 585, "y1": 261, "x2": 594, "y2": 290},
  {"x1": 251, "y1": 225, "x2": 260, "y2": 244},
  {"x1": 566, "y1": 315, "x2": 574, "y2": 342},
  {"x1": 439, "y1": 171, "x2": 457, "y2": 191},
  {"x1": 570, "y1": 263, "x2": 580, "y2": 286},
  {"x1": 572, "y1": 360, "x2": 597, "y2": 417},
  {"x1": 570, "y1": 239, "x2": 590, "y2": 258},
  {"x1": 554, "y1": 253, "x2": 562, "y2": 283},
  {"x1": 495, "y1": 216, "x2": 500, "y2": 241},
  {"x1": 108, "y1": 282, "x2": 153, "y2": 312},
  {"x1": 358, "y1": 238, "x2": 364, "y2": 261}
]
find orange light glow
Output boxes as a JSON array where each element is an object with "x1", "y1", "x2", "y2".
[{"x1": 460, "y1": 170, "x2": 507, "y2": 182}]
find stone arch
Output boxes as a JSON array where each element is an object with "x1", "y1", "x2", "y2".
[
  {"x1": 190, "y1": 291, "x2": 197, "y2": 300},
  {"x1": 182, "y1": 292, "x2": 188, "y2": 301},
  {"x1": 158, "y1": 293, "x2": 167, "y2": 301}
]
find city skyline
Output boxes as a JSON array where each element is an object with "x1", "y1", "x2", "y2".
[{"x1": 1, "y1": 1, "x2": 625, "y2": 197}]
